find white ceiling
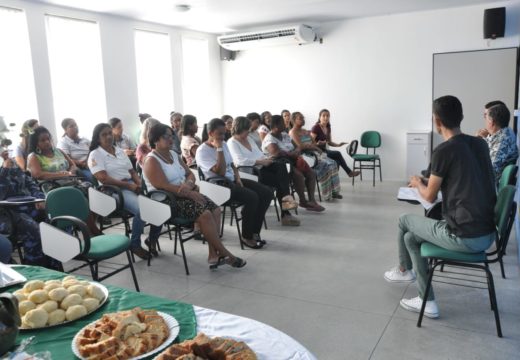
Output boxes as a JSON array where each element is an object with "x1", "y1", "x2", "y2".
[{"x1": 31, "y1": 0, "x2": 500, "y2": 33}]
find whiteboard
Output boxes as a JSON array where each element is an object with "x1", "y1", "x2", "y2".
[{"x1": 432, "y1": 47, "x2": 519, "y2": 148}]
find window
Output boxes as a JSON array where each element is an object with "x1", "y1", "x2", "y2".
[
  {"x1": 0, "y1": 7, "x2": 38, "y2": 136},
  {"x1": 46, "y1": 15, "x2": 107, "y2": 139},
  {"x1": 181, "y1": 37, "x2": 210, "y2": 123},
  {"x1": 134, "y1": 29, "x2": 174, "y2": 123}
]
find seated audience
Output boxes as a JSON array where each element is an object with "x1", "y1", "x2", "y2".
[
  {"x1": 384, "y1": 96, "x2": 496, "y2": 319},
  {"x1": 258, "y1": 111, "x2": 272, "y2": 142},
  {"x1": 169, "y1": 112, "x2": 182, "y2": 154},
  {"x1": 13, "y1": 119, "x2": 38, "y2": 170},
  {"x1": 310, "y1": 109, "x2": 360, "y2": 178},
  {"x1": 88, "y1": 123, "x2": 159, "y2": 259},
  {"x1": 0, "y1": 234, "x2": 12, "y2": 263},
  {"x1": 180, "y1": 115, "x2": 201, "y2": 167},
  {"x1": 109, "y1": 117, "x2": 136, "y2": 157},
  {"x1": 228, "y1": 116, "x2": 300, "y2": 226},
  {"x1": 27, "y1": 126, "x2": 77, "y2": 180},
  {"x1": 0, "y1": 154, "x2": 60, "y2": 269},
  {"x1": 143, "y1": 123, "x2": 246, "y2": 269},
  {"x1": 136, "y1": 117, "x2": 161, "y2": 166},
  {"x1": 290, "y1": 112, "x2": 342, "y2": 200},
  {"x1": 57, "y1": 118, "x2": 93, "y2": 182},
  {"x1": 246, "y1": 112, "x2": 262, "y2": 149},
  {"x1": 222, "y1": 115, "x2": 233, "y2": 141},
  {"x1": 282, "y1": 109, "x2": 292, "y2": 132},
  {"x1": 262, "y1": 115, "x2": 325, "y2": 212},
  {"x1": 476, "y1": 101, "x2": 518, "y2": 183},
  {"x1": 196, "y1": 118, "x2": 272, "y2": 248}
]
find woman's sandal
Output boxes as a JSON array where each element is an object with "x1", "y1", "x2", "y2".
[
  {"x1": 209, "y1": 256, "x2": 247, "y2": 269},
  {"x1": 240, "y1": 238, "x2": 264, "y2": 249}
]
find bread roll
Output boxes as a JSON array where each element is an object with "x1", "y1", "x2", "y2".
[
  {"x1": 13, "y1": 290, "x2": 27, "y2": 302},
  {"x1": 66, "y1": 305, "x2": 87, "y2": 321},
  {"x1": 60, "y1": 293, "x2": 83, "y2": 310},
  {"x1": 62, "y1": 275, "x2": 77, "y2": 282},
  {"x1": 83, "y1": 298, "x2": 100, "y2": 313},
  {"x1": 48, "y1": 287, "x2": 68, "y2": 302},
  {"x1": 19, "y1": 300, "x2": 36, "y2": 316},
  {"x1": 44, "y1": 282, "x2": 61, "y2": 293},
  {"x1": 23, "y1": 280, "x2": 44, "y2": 293},
  {"x1": 45, "y1": 279, "x2": 62, "y2": 286},
  {"x1": 48, "y1": 309, "x2": 66, "y2": 326},
  {"x1": 38, "y1": 300, "x2": 58, "y2": 313},
  {"x1": 62, "y1": 279, "x2": 80, "y2": 289},
  {"x1": 24, "y1": 308, "x2": 48, "y2": 328},
  {"x1": 68, "y1": 284, "x2": 87, "y2": 297},
  {"x1": 28, "y1": 289, "x2": 49, "y2": 304},
  {"x1": 87, "y1": 285, "x2": 105, "y2": 301}
]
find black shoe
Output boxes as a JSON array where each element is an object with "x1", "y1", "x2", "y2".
[
  {"x1": 144, "y1": 238, "x2": 159, "y2": 257},
  {"x1": 193, "y1": 231, "x2": 205, "y2": 241},
  {"x1": 332, "y1": 193, "x2": 343, "y2": 199},
  {"x1": 253, "y1": 233, "x2": 267, "y2": 245},
  {"x1": 132, "y1": 246, "x2": 151, "y2": 260},
  {"x1": 240, "y1": 238, "x2": 264, "y2": 249}
]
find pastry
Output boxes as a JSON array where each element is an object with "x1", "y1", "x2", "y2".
[
  {"x1": 24, "y1": 308, "x2": 49, "y2": 328},
  {"x1": 66, "y1": 304, "x2": 88, "y2": 321},
  {"x1": 156, "y1": 333, "x2": 257, "y2": 360},
  {"x1": 76, "y1": 307, "x2": 169, "y2": 360}
]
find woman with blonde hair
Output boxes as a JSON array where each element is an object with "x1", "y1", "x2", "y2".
[{"x1": 136, "y1": 117, "x2": 161, "y2": 166}]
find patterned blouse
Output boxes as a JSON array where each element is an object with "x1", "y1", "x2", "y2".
[
  {"x1": 34, "y1": 148, "x2": 69, "y2": 173},
  {"x1": 485, "y1": 127, "x2": 518, "y2": 182}
]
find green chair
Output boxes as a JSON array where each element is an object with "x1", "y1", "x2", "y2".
[
  {"x1": 42, "y1": 186, "x2": 140, "y2": 291},
  {"x1": 351, "y1": 131, "x2": 382, "y2": 186},
  {"x1": 417, "y1": 185, "x2": 516, "y2": 337},
  {"x1": 498, "y1": 164, "x2": 517, "y2": 191}
]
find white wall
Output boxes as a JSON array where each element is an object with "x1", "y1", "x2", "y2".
[
  {"x1": 221, "y1": 1, "x2": 520, "y2": 181},
  {"x1": 1, "y1": 0, "x2": 222, "y2": 139}
]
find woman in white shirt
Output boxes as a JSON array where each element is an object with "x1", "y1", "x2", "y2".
[
  {"x1": 143, "y1": 123, "x2": 246, "y2": 269},
  {"x1": 180, "y1": 115, "x2": 201, "y2": 167},
  {"x1": 196, "y1": 118, "x2": 272, "y2": 248},
  {"x1": 245, "y1": 112, "x2": 263, "y2": 149},
  {"x1": 258, "y1": 111, "x2": 272, "y2": 142},
  {"x1": 227, "y1": 116, "x2": 300, "y2": 226},
  {"x1": 88, "y1": 123, "x2": 158, "y2": 260}
]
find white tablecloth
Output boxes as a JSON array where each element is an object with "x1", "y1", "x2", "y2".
[{"x1": 195, "y1": 306, "x2": 317, "y2": 360}]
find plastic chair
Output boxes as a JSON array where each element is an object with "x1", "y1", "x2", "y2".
[
  {"x1": 498, "y1": 164, "x2": 517, "y2": 191},
  {"x1": 43, "y1": 186, "x2": 140, "y2": 291},
  {"x1": 350, "y1": 131, "x2": 382, "y2": 186},
  {"x1": 417, "y1": 185, "x2": 516, "y2": 337}
]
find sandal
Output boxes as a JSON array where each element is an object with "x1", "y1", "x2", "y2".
[
  {"x1": 240, "y1": 238, "x2": 264, "y2": 249},
  {"x1": 209, "y1": 256, "x2": 247, "y2": 269}
]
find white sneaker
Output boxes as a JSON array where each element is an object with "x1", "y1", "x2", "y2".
[
  {"x1": 384, "y1": 267, "x2": 416, "y2": 283},
  {"x1": 400, "y1": 296, "x2": 440, "y2": 319}
]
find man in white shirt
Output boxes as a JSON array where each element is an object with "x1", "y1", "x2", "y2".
[{"x1": 57, "y1": 118, "x2": 93, "y2": 182}]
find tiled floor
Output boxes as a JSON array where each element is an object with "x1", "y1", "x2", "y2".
[{"x1": 73, "y1": 178, "x2": 520, "y2": 359}]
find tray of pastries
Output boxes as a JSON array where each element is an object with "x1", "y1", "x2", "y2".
[
  {"x1": 72, "y1": 307, "x2": 178, "y2": 360},
  {"x1": 13, "y1": 275, "x2": 108, "y2": 330},
  {"x1": 155, "y1": 332, "x2": 257, "y2": 360}
]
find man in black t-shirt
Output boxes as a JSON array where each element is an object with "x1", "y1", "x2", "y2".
[{"x1": 384, "y1": 95, "x2": 496, "y2": 319}]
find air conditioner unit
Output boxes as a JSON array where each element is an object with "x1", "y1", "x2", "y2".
[{"x1": 217, "y1": 24, "x2": 316, "y2": 51}]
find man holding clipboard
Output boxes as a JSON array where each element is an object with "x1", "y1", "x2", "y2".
[{"x1": 384, "y1": 96, "x2": 497, "y2": 318}]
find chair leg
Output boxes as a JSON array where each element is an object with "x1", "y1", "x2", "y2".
[
  {"x1": 316, "y1": 174, "x2": 322, "y2": 201},
  {"x1": 88, "y1": 261, "x2": 98, "y2": 281},
  {"x1": 174, "y1": 229, "x2": 178, "y2": 255},
  {"x1": 273, "y1": 193, "x2": 280, "y2": 222},
  {"x1": 167, "y1": 224, "x2": 173, "y2": 240},
  {"x1": 484, "y1": 264, "x2": 502, "y2": 337},
  {"x1": 220, "y1": 206, "x2": 226, "y2": 237},
  {"x1": 177, "y1": 229, "x2": 190, "y2": 275},
  {"x1": 263, "y1": 217, "x2": 267, "y2": 230},
  {"x1": 126, "y1": 250, "x2": 140, "y2": 292},
  {"x1": 372, "y1": 160, "x2": 376, "y2": 187},
  {"x1": 232, "y1": 207, "x2": 244, "y2": 250},
  {"x1": 499, "y1": 258, "x2": 506, "y2": 279},
  {"x1": 378, "y1": 158, "x2": 382, "y2": 182},
  {"x1": 417, "y1": 261, "x2": 436, "y2": 328}
]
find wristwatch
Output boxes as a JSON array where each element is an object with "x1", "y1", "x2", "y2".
[{"x1": 216, "y1": 147, "x2": 224, "y2": 152}]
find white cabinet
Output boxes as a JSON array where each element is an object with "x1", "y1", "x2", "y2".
[{"x1": 406, "y1": 131, "x2": 431, "y2": 180}]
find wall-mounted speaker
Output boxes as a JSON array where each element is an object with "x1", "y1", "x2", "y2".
[
  {"x1": 483, "y1": 7, "x2": 506, "y2": 39},
  {"x1": 220, "y1": 46, "x2": 236, "y2": 61}
]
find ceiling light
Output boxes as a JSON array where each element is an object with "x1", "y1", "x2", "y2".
[{"x1": 175, "y1": 4, "x2": 191, "y2": 12}]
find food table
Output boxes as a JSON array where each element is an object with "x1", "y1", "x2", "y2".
[{"x1": 3, "y1": 266, "x2": 316, "y2": 360}]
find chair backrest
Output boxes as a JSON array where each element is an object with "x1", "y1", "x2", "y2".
[
  {"x1": 347, "y1": 140, "x2": 358, "y2": 156},
  {"x1": 498, "y1": 164, "x2": 518, "y2": 191},
  {"x1": 360, "y1": 131, "x2": 381, "y2": 149},
  {"x1": 46, "y1": 187, "x2": 89, "y2": 224},
  {"x1": 494, "y1": 185, "x2": 516, "y2": 255}
]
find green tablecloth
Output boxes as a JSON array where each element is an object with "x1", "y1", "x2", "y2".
[{"x1": 5, "y1": 265, "x2": 197, "y2": 359}]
